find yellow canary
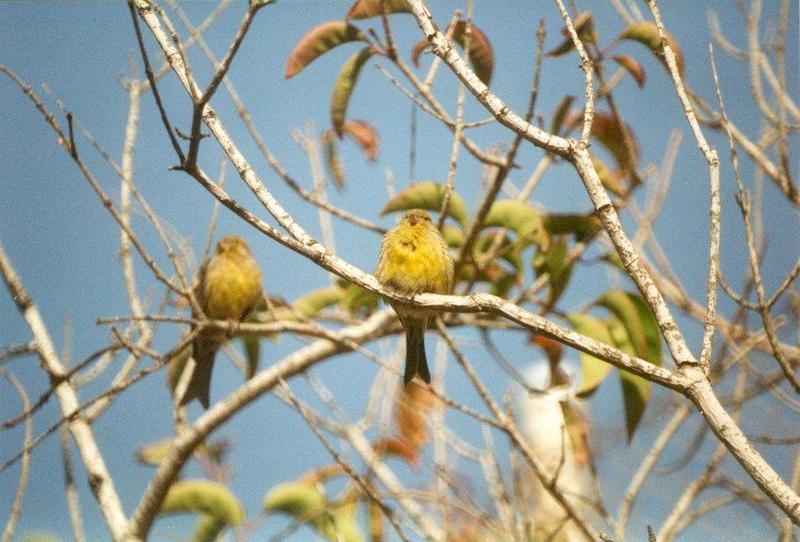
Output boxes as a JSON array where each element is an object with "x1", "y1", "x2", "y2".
[
  {"x1": 182, "y1": 236, "x2": 263, "y2": 408},
  {"x1": 376, "y1": 210, "x2": 454, "y2": 385}
]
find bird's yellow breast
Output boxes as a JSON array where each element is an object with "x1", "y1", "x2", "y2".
[
  {"x1": 376, "y1": 223, "x2": 453, "y2": 295},
  {"x1": 201, "y1": 252, "x2": 262, "y2": 320}
]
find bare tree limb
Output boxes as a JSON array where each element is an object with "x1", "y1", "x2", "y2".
[{"x1": 0, "y1": 244, "x2": 128, "y2": 540}]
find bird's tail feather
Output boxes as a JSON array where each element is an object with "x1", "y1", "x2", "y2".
[
  {"x1": 182, "y1": 331, "x2": 222, "y2": 408},
  {"x1": 404, "y1": 319, "x2": 430, "y2": 385}
]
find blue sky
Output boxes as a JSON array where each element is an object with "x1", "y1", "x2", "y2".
[{"x1": 1, "y1": 2, "x2": 798, "y2": 541}]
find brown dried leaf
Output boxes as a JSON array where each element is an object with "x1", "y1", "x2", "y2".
[
  {"x1": 618, "y1": 21, "x2": 684, "y2": 78},
  {"x1": 322, "y1": 130, "x2": 346, "y2": 190},
  {"x1": 372, "y1": 436, "x2": 419, "y2": 467},
  {"x1": 285, "y1": 21, "x2": 364, "y2": 79},
  {"x1": 550, "y1": 95, "x2": 575, "y2": 136},
  {"x1": 346, "y1": 0, "x2": 411, "y2": 20},
  {"x1": 529, "y1": 334, "x2": 564, "y2": 365},
  {"x1": 395, "y1": 381, "x2": 437, "y2": 451},
  {"x1": 546, "y1": 11, "x2": 596, "y2": 57},
  {"x1": 411, "y1": 19, "x2": 494, "y2": 85},
  {"x1": 343, "y1": 119, "x2": 379, "y2": 161},
  {"x1": 613, "y1": 54, "x2": 646, "y2": 87}
]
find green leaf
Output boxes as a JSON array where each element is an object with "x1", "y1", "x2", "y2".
[
  {"x1": 411, "y1": 19, "x2": 494, "y2": 85},
  {"x1": 591, "y1": 111, "x2": 639, "y2": 175},
  {"x1": 192, "y1": 515, "x2": 225, "y2": 542},
  {"x1": 490, "y1": 271, "x2": 516, "y2": 298},
  {"x1": 331, "y1": 47, "x2": 374, "y2": 137},
  {"x1": 606, "y1": 316, "x2": 650, "y2": 441},
  {"x1": 264, "y1": 482, "x2": 326, "y2": 518},
  {"x1": 294, "y1": 286, "x2": 346, "y2": 318},
  {"x1": 550, "y1": 95, "x2": 575, "y2": 136},
  {"x1": 591, "y1": 155, "x2": 626, "y2": 197},
  {"x1": 601, "y1": 250, "x2": 625, "y2": 271},
  {"x1": 473, "y1": 233, "x2": 523, "y2": 272},
  {"x1": 442, "y1": 225, "x2": 465, "y2": 247},
  {"x1": 136, "y1": 438, "x2": 173, "y2": 466},
  {"x1": 137, "y1": 438, "x2": 228, "y2": 468},
  {"x1": 346, "y1": 0, "x2": 411, "y2": 20},
  {"x1": 595, "y1": 290, "x2": 648, "y2": 360},
  {"x1": 618, "y1": 21, "x2": 685, "y2": 78},
  {"x1": 620, "y1": 370, "x2": 649, "y2": 442},
  {"x1": 323, "y1": 130, "x2": 346, "y2": 190},
  {"x1": 264, "y1": 482, "x2": 364, "y2": 542},
  {"x1": 285, "y1": 22, "x2": 365, "y2": 79},
  {"x1": 595, "y1": 290, "x2": 660, "y2": 365},
  {"x1": 608, "y1": 316, "x2": 650, "y2": 442},
  {"x1": 167, "y1": 342, "x2": 192, "y2": 395},
  {"x1": 340, "y1": 282, "x2": 380, "y2": 316},
  {"x1": 543, "y1": 213, "x2": 602, "y2": 240},
  {"x1": 321, "y1": 502, "x2": 364, "y2": 542},
  {"x1": 532, "y1": 237, "x2": 573, "y2": 309},
  {"x1": 160, "y1": 479, "x2": 245, "y2": 526},
  {"x1": 628, "y1": 293, "x2": 662, "y2": 365},
  {"x1": 484, "y1": 200, "x2": 549, "y2": 252},
  {"x1": 567, "y1": 313, "x2": 615, "y2": 396},
  {"x1": 381, "y1": 181, "x2": 469, "y2": 227},
  {"x1": 546, "y1": 11, "x2": 596, "y2": 57}
]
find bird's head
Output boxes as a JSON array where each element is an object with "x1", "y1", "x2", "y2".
[
  {"x1": 400, "y1": 209, "x2": 433, "y2": 228},
  {"x1": 216, "y1": 236, "x2": 252, "y2": 257}
]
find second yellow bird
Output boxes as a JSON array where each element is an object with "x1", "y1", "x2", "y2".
[
  {"x1": 183, "y1": 236, "x2": 263, "y2": 408},
  {"x1": 376, "y1": 210, "x2": 454, "y2": 385}
]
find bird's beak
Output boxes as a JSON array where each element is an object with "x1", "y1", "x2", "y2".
[{"x1": 407, "y1": 215, "x2": 419, "y2": 226}]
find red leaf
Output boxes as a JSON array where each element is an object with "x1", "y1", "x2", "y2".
[{"x1": 546, "y1": 11, "x2": 596, "y2": 57}]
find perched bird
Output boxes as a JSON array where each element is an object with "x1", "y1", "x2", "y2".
[
  {"x1": 182, "y1": 236, "x2": 263, "y2": 408},
  {"x1": 376, "y1": 209, "x2": 454, "y2": 385}
]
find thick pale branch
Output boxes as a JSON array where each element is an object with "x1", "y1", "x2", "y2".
[
  {"x1": 0, "y1": 245, "x2": 128, "y2": 540},
  {"x1": 684, "y1": 368, "x2": 800, "y2": 523}
]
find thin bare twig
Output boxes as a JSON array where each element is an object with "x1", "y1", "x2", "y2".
[
  {"x1": 708, "y1": 30, "x2": 800, "y2": 392},
  {"x1": 0, "y1": 370, "x2": 32, "y2": 542}
]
